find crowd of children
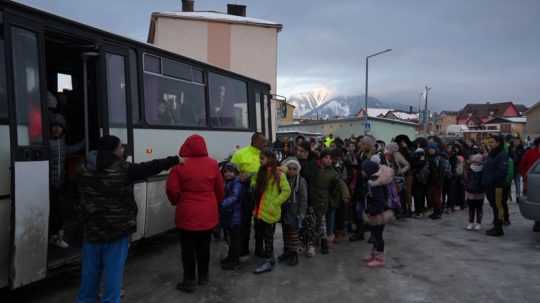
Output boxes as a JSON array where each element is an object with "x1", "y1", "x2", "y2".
[{"x1": 213, "y1": 131, "x2": 533, "y2": 279}]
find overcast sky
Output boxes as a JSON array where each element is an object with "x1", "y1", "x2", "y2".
[{"x1": 15, "y1": 0, "x2": 540, "y2": 110}]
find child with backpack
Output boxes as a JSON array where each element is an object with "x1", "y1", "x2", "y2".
[
  {"x1": 465, "y1": 154, "x2": 485, "y2": 231},
  {"x1": 220, "y1": 163, "x2": 245, "y2": 270},
  {"x1": 361, "y1": 160, "x2": 395, "y2": 268}
]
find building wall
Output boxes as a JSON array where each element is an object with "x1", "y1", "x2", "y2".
[
  {"x1": 279, "y1": 118, "x2": 417, "y2": 144},
  {"x1": 154, "y1": 18, "x2": 208, "y2": 63},
  {"x1": 526, "y1": 106, "x2": 540, "y2": 138}
]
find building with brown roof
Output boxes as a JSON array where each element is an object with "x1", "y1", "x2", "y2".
[{"x1": 457, "y1": 102, "x2": 520, "y2": 129}]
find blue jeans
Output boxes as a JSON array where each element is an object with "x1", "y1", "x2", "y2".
[
  {"x1": 77, "y1": 235, "x2": 129, "y2": 303},
  {"x1": 326, "y1": 208, "x2": 336, "y2": 237}
]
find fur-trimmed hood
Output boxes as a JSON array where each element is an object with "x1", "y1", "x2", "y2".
[{"x1": 368, "y1": 165, "x2": 395, "y2": 187}]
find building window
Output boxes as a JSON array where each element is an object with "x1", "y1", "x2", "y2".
[{"x1": 208, "y1": 72, "x2": 248, "y2": 129}]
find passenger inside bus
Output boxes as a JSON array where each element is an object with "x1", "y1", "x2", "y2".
[{"x1": 44, "y1": 33, "x2": 100, "y2": 265}]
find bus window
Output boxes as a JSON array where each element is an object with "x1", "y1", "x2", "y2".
[
  {"x1": 143, "y1": 73, "x2": 206, "y2": 127},
  {"x1": 162, "y1": 58, "x2": 192, "y2": 81},
  {"x1": 11, "y1": 27, "x2": 43, "y2": 145},
  {"x1": 0, "y1": 29, "x2": 7, "y2": 121},
  {"x1": 105, "y1": 53, "x2": 128, "y2": 143},
  {"x1": 143, "y1": 53, "x2": 160, "y2": 73},
  {"x1": 208, "y1": 73, "x2": 248, "y2": 129}
]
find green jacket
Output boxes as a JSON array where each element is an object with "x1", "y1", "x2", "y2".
[
  {"x1": 231, "y1": 145, "x2": 261, "y2": 177},
  {"x1": 309, "y1": 166, "x2": 338, "y2": 215},
  {"x1": 253, "y1": 173, "x2": 291, "y2": 224}
]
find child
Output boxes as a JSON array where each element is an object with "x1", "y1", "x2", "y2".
[
  {"x1": 362, "y1": 160, "x2": 394, "y2": 268},
  {"x1": 220, "y1": 163, "x2": 245, "y2": 270},
  {"x1": 330, "y1": 149, "x2": 351, "y2": 244},
  {"x1": 253, "y1": 150, "x2": 291, "y2": 274},
  {"x1": 309, "y1": 149, "x2": 339, "y2": 255},
  {"x1": 279, "y1": 158, "x2": 308, "y2": 266},
  {"x1": 465, "y1": 154, "x2": 484, "y2": 231}
]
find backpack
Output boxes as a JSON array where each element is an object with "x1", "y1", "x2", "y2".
[
  {"x1": 467, "y1": 170, "x2": 483, "y2": 194},
  {"x1": 415, "y1": 163, "x2": 430, "y2": 185},
  {"x1": 386, "y1": 181, "x2": 401, "y2": 209}
]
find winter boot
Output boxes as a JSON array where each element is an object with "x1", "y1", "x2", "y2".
[
  {"x1": 278, "y1": 250, "x2": 290, "y2": 263},
  {"x1": 486, "y1": 226, "x2": 504, "y2": 237},
  {"x1": 320, "y1": 239, "x2": 329, "y2": 255},
  {"x1": 176, "y1": 280, "x2": 196, "y2": 293},
  {"x1": 288, "y1": 252, "x2": 299, "y2": 266},
  {"x1": 306, "y1": 245, "x2": 316, "y2": 258},
  {"x1": 367, "y1": 253, "x2": 385, "y2": 268}
]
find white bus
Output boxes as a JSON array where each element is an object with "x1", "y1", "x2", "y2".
[{"x1": 0, "y1": 1, "x2": 273, "y2": 289}]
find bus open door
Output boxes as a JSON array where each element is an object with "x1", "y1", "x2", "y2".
[{"x1": 4, "y1": 15, "x2": 50, "y2": 289}]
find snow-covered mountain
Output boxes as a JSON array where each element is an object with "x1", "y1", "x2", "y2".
[
  {"x1": 288, "y1": 88, "x2": 332, "y2": 117},
  {"x1": 288, "y1": 90, "x2": 412, "y2": 119}
]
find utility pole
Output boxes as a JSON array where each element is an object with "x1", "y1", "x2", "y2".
[
  {"x1": 364, "y1": 48, "x2": 392, "y2": 134},
  {"x1": 423, "y1": 86, "x2": 432, "y2": 133}
]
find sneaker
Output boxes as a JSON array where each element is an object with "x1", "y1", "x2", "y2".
[
  {"x1": 503, "y1": 220, "x2": 511, "y2": 226},
  {"x1": 50, "y1": 234, "x2": 70, "y2": 248},
  {"x1": 306, "y1": 245, "x2": 316, "y2": 258},
  {"x1": 367, "y1": 255, "x2": 385, "y2": 268},
  {"x1": 454, "y1": 206, "x2": 461, "y2": 211},
  {"x1": 465, "y1": 223, "x2": 474, "y2": 231},
  {"x1": 220, "y1": 256, "x2": 233, "y2": 265},
  {"x1": 176, "y1": 280, "x2": 196, "y2": 293},
  {"x1": 474, "y1": 224, "x2": 482, "y2": 231},
  {"x1": 363, "y1": 251, "x2": 375, "y2": 262},
  {"x1": 253, "y1": 261, "x2": 274, "y2": 274}
]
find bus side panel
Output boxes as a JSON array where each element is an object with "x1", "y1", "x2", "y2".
[
  {"x1": 131, "y1": 182, "x2": 147, "y2": 242},
  {"x1": 132, "y1": 128, "x2": 252, "y2": 238},
  {"x1": 0, "y1": 123, "x2": 11, "y2": 288},
  {"x1": 144, "y1": 178, "x2": 173, "y2": 238},
  {"x1": 133, "y1": 128, "x2": 253, "y2": 163}
]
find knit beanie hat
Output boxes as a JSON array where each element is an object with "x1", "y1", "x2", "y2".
[
  {"x1": 362, "y1": 160, "x2": 380, "y2": 177},
  {"x1": 415, "y1": 148, "x2": 425, "y2": 155},
  {"x1": 320, "y1": 148, "x2": 332, "y2": 159},
  {"x1": 222, "y1": 162, "x2": 239, "y2": 174},
  {"x1": 97, "y1": 135, "x2": 121, "y2": 171},
  {"x1": 370, "y1": 154, "x2": 382, "y2": 164}
]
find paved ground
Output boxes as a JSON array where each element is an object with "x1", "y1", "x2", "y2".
[{"x1": 3, "y1": 200, "x2": 540, "y2": 303}]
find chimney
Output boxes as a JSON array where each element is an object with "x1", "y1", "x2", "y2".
[
  {"x1": 182, "y1": 0, "x2": 194, "y2": 12},
  {"x1": 227, "y1": 4, "x2": 246, "y2": 17}
]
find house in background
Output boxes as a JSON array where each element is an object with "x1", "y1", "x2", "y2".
[
  {"x1": 525, "y1": 102, "x2": 540, "y2": 139},
  {"x1": 483, "y1": 116, "x2": 527, "y2": 137},
  {"x1": 434, "y1": 111, "x2": 458, "y2": 135},
  {"x1": 357, "y1": 108, "x2": 394, "y2": 119},
  {"x1": 457, "y1": 102, "x2": 521, "y2": 129},
  {"x1": 381, "y1": 110, "x2": 419, "y2": 123},
  {"x1": 147, "y1": 0, "x2": 283, "y2": 138}
]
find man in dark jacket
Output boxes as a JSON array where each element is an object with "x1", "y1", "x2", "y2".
[
  {"x1": 482, "y1": 135, "x2": 509, "y2": 237},
  {"x1": 77, "y1": 135, "x2": 179, "y2": 303}
]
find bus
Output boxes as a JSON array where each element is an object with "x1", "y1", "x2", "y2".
[{"x1": 0, "y1": 1, "x2": 273, "y2": 289}]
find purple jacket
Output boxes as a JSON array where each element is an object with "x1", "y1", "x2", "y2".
[{"x1": 220, "y1": 177, "x2": 244, "y2": 227}]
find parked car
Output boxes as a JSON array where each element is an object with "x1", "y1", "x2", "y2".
[{"x1": 517, "y1": 159, "x2": 540, "y2": 232}]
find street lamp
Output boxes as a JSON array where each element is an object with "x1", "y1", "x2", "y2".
[{"x1": 364, "y1": 48, "x2": 392, "y2": 134}]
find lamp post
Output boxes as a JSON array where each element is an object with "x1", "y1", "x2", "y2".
[{"x1": 364, "y1": 48, "x2": 392, "y2": 134}]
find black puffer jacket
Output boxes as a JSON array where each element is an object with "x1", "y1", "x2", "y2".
[{"x1": 79, "y1": 153, "x2": 177, "y2": 243}]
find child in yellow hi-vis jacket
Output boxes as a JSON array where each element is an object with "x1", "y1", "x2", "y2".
[{"x1": 252, "y1": 150, "x2": 291, "y2": 274}]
